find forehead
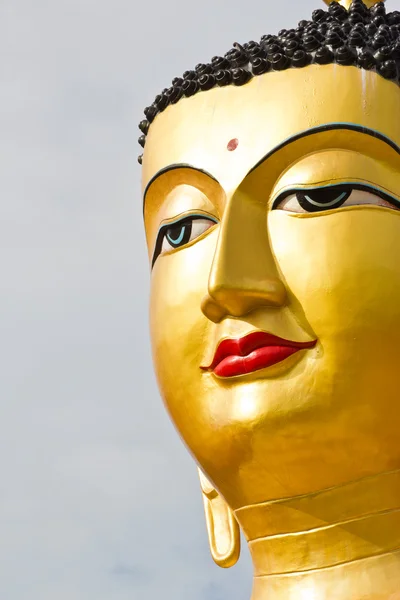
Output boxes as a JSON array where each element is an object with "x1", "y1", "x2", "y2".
[{"x1": 141, "y1": 64, "x2": 400, "y2": 195}]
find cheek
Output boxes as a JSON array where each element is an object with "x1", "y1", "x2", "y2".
[
  {"x1": 270, "y1": 208, "x2": 400, "y2": 362},
  {"x1": 268, "y1": 208, "x2": 400, "y2": 475},
  {"x1": 149, "y1": 232, "x2": 216, "y2": 421}
]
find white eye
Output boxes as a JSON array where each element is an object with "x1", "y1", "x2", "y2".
[{"x1": 275, "y1": 187, "x2": 399, "y2": 213}]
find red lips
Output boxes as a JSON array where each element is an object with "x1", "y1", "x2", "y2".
[{"x1": 201, "y1": 331, "x2": 316, "y2": 378}]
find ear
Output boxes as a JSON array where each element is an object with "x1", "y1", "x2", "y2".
[{"x1": 198, "y1": 468, "x2": 240, "y2": 568}]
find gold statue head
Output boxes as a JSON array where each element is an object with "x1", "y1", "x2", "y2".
[{"x1": 140, "y1": 1, "x2": 400, "y2": 597}]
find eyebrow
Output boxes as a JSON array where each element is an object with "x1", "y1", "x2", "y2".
[
  {"x1": 248, "y1": 123, "x2": 400, "y2": 175},
  {"x1": 143, "y1": 163, "x2": 219, "y2": 209},
  {"x1": 143, "y1": 124, "x2": 400, "y2": 210}
]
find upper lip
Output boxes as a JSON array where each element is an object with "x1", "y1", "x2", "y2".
[{"x1": 201, "y1": 331, "x2": 317, "y2": 371}]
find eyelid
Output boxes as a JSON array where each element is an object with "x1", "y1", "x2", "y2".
[
  {"x1": 152, "y1": 211, "x2": 218, "y2": 268},
  {"x1": 271, "y1": 182, "x2": 400, "y2": 210},
  {"x1": 156, "y1": 210, "x2": 217, "y2": 232}
]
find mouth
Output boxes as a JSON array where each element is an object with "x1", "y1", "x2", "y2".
[{"x1": 201, "y1": 331, "x2": 317, "y2": 378}]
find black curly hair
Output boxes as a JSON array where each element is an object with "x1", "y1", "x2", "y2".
[{"x1": 138, "y1": 0, "x2": 400, "y2": 165}]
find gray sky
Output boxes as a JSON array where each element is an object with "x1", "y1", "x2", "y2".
[{"x1": 0, "y1": 0, "x2": 397, "y2": 598}]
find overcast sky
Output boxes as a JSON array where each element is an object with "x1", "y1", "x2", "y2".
[{"x1": 0, "y1": 0, "x2": 397, "y2": 599}]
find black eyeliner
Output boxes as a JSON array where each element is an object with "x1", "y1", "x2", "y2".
[
  {"x1": 151, "y1": 214, "x2": 218, "y2": 268},
  {"x1": 272, "y1": 183, "x2": 400, "y2": 211}
]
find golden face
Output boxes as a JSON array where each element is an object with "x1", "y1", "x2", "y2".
[{"x1": 142, "y1": 65, "x2": 400, "y2": 513}]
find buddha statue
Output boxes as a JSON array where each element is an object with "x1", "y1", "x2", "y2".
[{"x1": 138, "y1": 0, "x2": 400, "y2": 597}]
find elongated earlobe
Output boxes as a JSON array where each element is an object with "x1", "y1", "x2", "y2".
[{"x1": 198, "y1": 468, "x2": 240, "y2": 568}]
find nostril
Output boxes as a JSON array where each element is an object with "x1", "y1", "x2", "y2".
[
  {"x1": 201, "y1": 295, "x2": 228, "y2": 324},
  {"x1": 201, "y1": 279, "x2": 287, "y2": 323}
]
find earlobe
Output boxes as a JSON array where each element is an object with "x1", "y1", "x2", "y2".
[{"x1": 198, "y1": 468, "x2": 240, "y2": 568}]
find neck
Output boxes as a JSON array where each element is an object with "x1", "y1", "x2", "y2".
[{"x1": 235, "y1": 470, "x2": 400, "y2": 600}]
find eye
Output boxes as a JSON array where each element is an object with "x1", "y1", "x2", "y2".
[
  {"x1": 274, "y1": 185, "x2": 400, "y2": 214},
  {"x1": 152, "y1": 215, "x2": 217, "y2": 266},
  {"x1": 161, "y1": 217, "x2": 216, "y2": 252}
]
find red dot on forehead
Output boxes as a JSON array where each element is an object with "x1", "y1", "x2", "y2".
[{"x1": 227, "y1": 138, "x2": 239, "y2": 151}]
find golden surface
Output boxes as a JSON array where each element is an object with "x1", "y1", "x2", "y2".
[{"x1": 142, "y1": 64, "x2": 400, "y2": 599}]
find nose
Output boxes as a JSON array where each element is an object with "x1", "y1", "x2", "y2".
[{"x1": 201, "y1": 191, "x2": 287, "y2": 324}]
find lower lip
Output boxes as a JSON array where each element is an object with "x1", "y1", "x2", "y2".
[{"x1": 213, "y1": 346, "x2": 301, "y2": 378}]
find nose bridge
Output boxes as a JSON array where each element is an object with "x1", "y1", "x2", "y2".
[{"x1": 202, "y1": 189, "x2": 286, "y2": 322}]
